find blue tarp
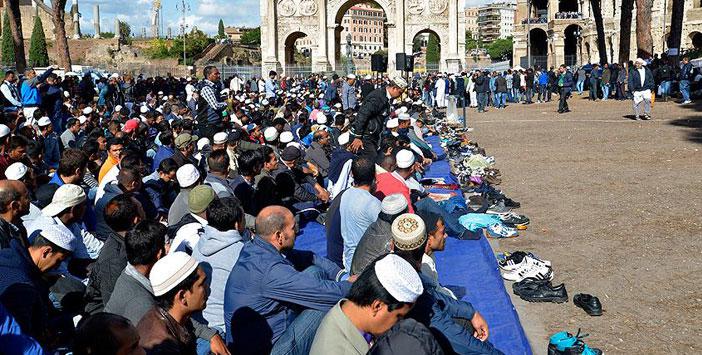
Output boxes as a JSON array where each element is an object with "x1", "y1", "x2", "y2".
[{"x1": 296, "y1": 135, "x2": 532, "y2": 355}]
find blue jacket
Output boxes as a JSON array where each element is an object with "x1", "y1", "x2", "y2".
[
  {"x1": 223, "y1": 236, "x2": 350, "y2": 351},
  {"x1": 341, "y1": 81, "x2": 357, "y2": 110},
  {"x1": 20, "y1": 68, "x2": 53, "y2": 107},
  {"x1": 0, "y1": 303, "x2": 45, "y2": 354},
  {"x1": 41, "y1": 133, "x2": 61, "y2": 170},
  {"x1": 539, "y1": 72, "x2": 549, "y2": 85},
  {"x1": 151, "y1": 145, "x2": 175, "y2": 172},
  {"x1": 558, "y1": 72, "x2": 574, "y2": 91},
  {"x1": 324, "y1": 81, "x2": 337, "y2": 102}
]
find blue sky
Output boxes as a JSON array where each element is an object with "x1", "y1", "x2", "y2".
[{"x1": 72, "y1": 0, "x2": 495, "y2": 36}]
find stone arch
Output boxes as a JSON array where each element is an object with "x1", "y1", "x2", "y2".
[
  {"x1": 282, "y1": 31, "x2": 312, "y2": 66},
  {"x1": 690, "y1": 31, "x2": 702, "y2": 49},
  {"x1": 563, "y1": 24, "x2": 582, "y2": 66},
  {"x1": 330, "y1": 0, "x2": 391, "y2": 67},
  {"x1": 409, "y1": 27, "x2": 446, "y2": 71}
]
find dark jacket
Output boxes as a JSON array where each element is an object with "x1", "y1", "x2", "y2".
[
  {"x1": 272, "y1": 165, "x2": 317, "y2": 208},
  {"x1": 558, "y1": 71, "x2": 574, "y2": 92},
  {"x1": 679, "y1": 62, "x2": 693, "y2": 81},
  {"x1": 305, "y1": 142, "x2": 331, "y2": 178},
  {"x1": 361, "y1": 82, "x2": 375, "y2": 99},
  {"x1": 474, "y1": 76, "x2": 487, "y2": 93},
  {"x1": 368, "y1": 319, "x2": 445, "y2": 355},
  {"x1": 350, "y1": 87, "x2": 390, "y2": 147},
  {"x1": 325, "y1": 189, "x2": 347, "y2": 269},
  {"x1": 495, "y1": 76, "x2": 507, "y2": 93},
  {"x1": 0, "y1": 218, "x2": 28, "y2": 250},
  {"x1": 628, "y1": 67, "x2": 655, "y2": 92},
  {"x1": 0, "y1": 240, "x2": 50, "y2": 341},
  {"x1": 137, "y1": 307, "x2": 197, "y2": 355},
  {"x1": 84, "y1": 231, "x2": 128, "y2": 314},
  {"x1": 349, "y1": 217, "x2": 392, "y2": 276},
  {"x1": 230, "y1": 175, "x2": 256, "y2": 215}
]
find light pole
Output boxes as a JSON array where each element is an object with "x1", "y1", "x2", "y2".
[
  {"x1": 575, "y1": 28, "x2": 582, "y2": 66},
  {"x1": 526, "y1": 0, "x2": 531, "y2": 68},
  {"x1": 176, "y1": 0, "x2": 190, "y2": 66},
  {"x1": 346, "y1": 32, "x2": 355, "y2": 74}
]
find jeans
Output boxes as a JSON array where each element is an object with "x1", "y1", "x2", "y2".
[
  {"x1": 506, "y1": 89, "x2": 513, "y2": 102},
  {"x1": 538, "y1": 84, "x2": 547, "y2": 101},
  {"x1": 512, "y1": 87, "x2": 520, "y2": 102},
  {"x1": 270, "y1": 266, "x2": 328, "y2": 355},
  {"x1": 576, "y1": 80, "x2": 585, "y2": 94},
  {"x1": 601, "y1": 84, "x2": 610, "y2": 100},
  {"x1": 477, "y1": 92, "x2": 488, "y2": 112},
  {"x1": 525, "y1": 88, "x2": 533, "y2": 103},
  {"x1": 679, "y1": 80, "x2": 691, "y2": 102},
  {"x1": 659, "y1": 81, "x2": 671, "y2": 98},
  {"x1": 589, "y1": 81, "x2": 598, "y2": 100}
]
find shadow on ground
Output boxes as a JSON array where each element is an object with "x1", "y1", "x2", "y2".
[{"x1": 668, "y1": 102, "x2": 702, "y2": 144}]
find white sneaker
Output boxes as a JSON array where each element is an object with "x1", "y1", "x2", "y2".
[
  {"x1": 499, "y1": 253, "x2": 551, "y2": 272},
  {"x1": 501, "y1": 258, "x2": 553, "y2": 282},
  {"x1": 682, "y1": 100, "x2": 692, "y2": 104}
]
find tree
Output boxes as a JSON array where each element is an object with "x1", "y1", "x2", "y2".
[
  {"x1": 1, "y1": 11, "x2": 14, "y2": 67},
  {"x1": 240, "y1": 27, "x2": 261, "y2": 46},
  {"x1": 635, "y1": 0, "x2": 654, "y2": 59},
  {"x1": 217, "y1": 19, "x2": 225, "y2": 39},
  {"x1": 426, "y1": 32, "x2": 439, "y2": 64},
  {"x1": 487, "y1": 37, "x2": 513, "y2": 61},
  {"x1": 465, "y1": 30, "x2": 479, "y2": 50},
  {"x1": 28, "y1": 16, "x2": 49, "y2": 67},
  {"x1": 4, "y1": 0, "x2": 26, "y2": 72},
  {"x1": 666, "y1": 0, "x2": 685, "y2": 64},
  {"x1": 171, "y1": 28, "x2": 214, "y2": 65},
  {"x1": 119, "y1": 21, "x2": 131, "y2": 40},
  {"x1": 619, "y1": 0, "x2": 634, "y2": 64},
  {"x1": 33, "y1": 0, "x2": 72, "y2": 69},
  {"x1": 590, "y1": 0, "x2": 608, "y2": 64}
]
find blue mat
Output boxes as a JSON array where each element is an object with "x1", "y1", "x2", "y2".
[{"x1": 296, "y1": 135, "x2": 532, "y2": 355}]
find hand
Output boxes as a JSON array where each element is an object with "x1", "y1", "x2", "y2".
[
  {"x1": 470, "y1": 312, "x2": 489, "y2": 341},
  {"x1": 210, "y1": 334, "x2": 230, "y2": 355},
  {"x1": 317, "y1": 189, "x2": 330, "y2": 203},
  {"x1": 422, "y1": 158, "x2": 432, "y2": 166},
  {"x1": 347, "y1": 274, "x2": 359, "y2": 283},
  {"x1": 349, "y1": 138, "x2": 364, "y2": 153}
]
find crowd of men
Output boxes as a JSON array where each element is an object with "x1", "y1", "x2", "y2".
[
  {"x1": 420, "y1": 54, "x2": 698, "y2": 119},
  {"x1": 0, "y1": 63, "x2": 507, "y2": 355}
]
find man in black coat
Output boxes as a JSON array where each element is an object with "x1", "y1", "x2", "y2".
[
  {"x1": 557, "y1": 65, "x2": 574, "y2": 114},
  {"x1": 628, "y1": 58, "x2": 655, "y2": 120},
  {"x1": 349, "y1": 75, "x2": 407, "y2": 161}
]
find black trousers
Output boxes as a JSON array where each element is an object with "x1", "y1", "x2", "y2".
[
  {"x1": 357, "y1": 139, "x2": 380, "y2": 163},
  {"x1": 559, "y1": 89, "x2": 570, "y2": 112}
]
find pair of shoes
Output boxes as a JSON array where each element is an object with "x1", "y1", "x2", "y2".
[
  {"x1": 501, "y1": 254, "x2": 552, "y2": 281},
  {"x1": 643, "y1": 115, "x2": 651, "y2": 120},
  {"x1": 499, "y1": 251, "x2": 550, "y2": 270},
  {"x1": 573, "y1": 294, "x2": 603, "y2": 316},
  {"x1": 634, "y1": 115, "x2": 642, "y2": 120},
  {"x1": 486, "y1": 200, "x2": 512, "y2": 214},
  {"x1": 484, "y1": 223, "x2": 519, "y2": 239},
  {"x1": 499, "y1": 212, "x2": 530, "y2": 228},
  {"x1": 513, "y1": 277, "x2": 568, "y2": 303},
  {"x1": 548, "y1": 329, "x2": 603, "y2": 355}
]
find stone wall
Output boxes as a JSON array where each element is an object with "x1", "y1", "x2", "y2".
[{"x1": 0, "y1": 5, "x2": 75, "y2": 41}]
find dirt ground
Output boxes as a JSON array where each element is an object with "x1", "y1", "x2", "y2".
[{"x1": 463, "y1": 95, "x2": 702, "y2": 354}]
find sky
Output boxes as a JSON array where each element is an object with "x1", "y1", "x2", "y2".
[{"x1": 71, "y1": 0, "x2": 497, "y2": 36}]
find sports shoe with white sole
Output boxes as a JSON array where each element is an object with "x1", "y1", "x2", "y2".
[
  {"x1": 484, "y1": 224, "x2": 519, "y2": 238},
  {"x1": 501, "y1": 259, "x2": 553, "y2": 282},
  {"x1": 498, "y1": 252, "x2": 551, "y2": 272}
]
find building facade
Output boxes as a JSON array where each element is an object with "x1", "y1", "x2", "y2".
[
  {"x1": 512, "y1": 0, "x2": 702, "y2": 69},
  {"x1": 478, "y1": 2, "x2": 516, "y2": 42},
  {"x1": 465, "y1": 7, "x2": 480, "y2": 39}
]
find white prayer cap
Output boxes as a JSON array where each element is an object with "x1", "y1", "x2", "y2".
[
  {"x1": 279, "y1": 131, "x2": 294, "y2": 144},
  {"x1": 150, "y1": 252, "x2": 199, "y2": 296},
  {"x1": 635, "y1": 58, "x2": 646, "y2": 65},
  {"x1": 338, "y1": 132, "x2": 351, "y2": 146},
  {"x1": 317, "y1": 115, "x2": 328, "y2": 125},
  {"x1": 78, "y1": 115, "x2": 88, "y2": 124},
  {"x1": 0, "y1": 124, "x2": 10, "y2": 138},
  {"x1": 381, "y1": 194, "x2": 408, "y2": 215},
  {"x1": 398, "y1": 113, "x2": 410, "y2": 121},
  {"x1": 158, "y1": 91, "x2": 164, "y2": 95},
  {"x1": 365, "y1": 74, "x2": 372, "y2": 80},
  {"x1": 114, "y1": 105, "x2": 123, "y2": 112},
  {"x1": 264, "y1": 127, "x2": 279, "y2": 142},
  {"x1": 245, "y1": 99, "x2": 252, "y2": 104},
  {"x1": 42, "y1": 184, "x2": 87, "y2": 217},
  {"x1": 286, "y1": 141, "x2": 303, "y2": 150},
  {"x1": 37, "y1": 116, "x2": 52, "y2": 127},
  {"x1": 35, "y1": 223, "x2": 77, "y2": 252},
  {"x1": 334, "y1": 103, "x2": 342, "y2": 109},
  {"x1": 396, "y1": 149, "x2": 415, "y2": 169},
  {"x1": 140, "y1": 105, "x2": 149, "y2": 114},
  {"x1": 386, "y1": 118, "x2": 399, "y2": 129},
  {"x1": 213, "y1": 132, "x2": 228, "y2": 145},
  {"x1": 391, "y1": 213, "x2": 427, "y2": 251},
  {"x1": 110, "y1": 73, "x2": 119, "y2": 79},
  {"x1": 176, "y1": 164, "x2": 200, "y2": 188},
  {"x1": 220, "y1": 88, "x2": 230, "y2": 95},
  {"x1": 374, "y1": 254, "x2": 423, "y2": 303},
  {"x1": 5, "y1": 162, "x2": 28, "y2": 181},
  {"x1": 390, "y1": 75, "x2": 408, "y2": 89},
  {"x1": 347, "y1": 74, "x2": 356, "y2": 79},
  {"x1": 261, "y1": 99, "x2": 269, "y2": 106},
  {"x1": 82, "y1": 107, "x2": 93, "y2": 115},
  {"x1": 197, "y1": 137, "x2": 210, "y2": 151},
  {"x1": 63, "y1": 91, "x2": 70, "y2": 98}
]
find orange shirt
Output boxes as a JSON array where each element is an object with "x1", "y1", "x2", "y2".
[{"x1": 98, "y1": 156, "x2": 118, "y2": 183}]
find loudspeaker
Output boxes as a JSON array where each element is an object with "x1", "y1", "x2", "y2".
[
  {"x1": 404, "y1": 55, "x2": 414, "y2": 72},
  {"x1": 371, "y1": 54, "x2": 387, "y2": 72},
  {"x1": 395, "y1": 53, "x2": 406, "y2": 71}
]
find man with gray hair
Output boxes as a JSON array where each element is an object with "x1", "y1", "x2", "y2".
[{"x1": 224, "y1": 205, "x2": 353, "y2": 355}]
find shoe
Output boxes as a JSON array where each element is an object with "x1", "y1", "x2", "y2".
[
  {"x1": 499, "y1": 252, "x2": 552, "y2": 272},
  {"x1": 682, "y1": 100, "x2": 692, "y2": 104},
  {"x1": 548, "y1": 329, "x2": 603, "y2": 355},
  {"x1": 486, "y1": 201, "x2": 512, "y2": 214},
  {"x1": 634, "y1": 115, "x2": 641, "y2": 120},
  {"x1": 564, "y1": 109, "x2": 571, "y2": 113},
  {"x1": 501, "y1": 258, "x2": 552, "y2": 282},
  {"x1": 512, "y1": 276, "x2": 552, "y2": 294},
  {"x1": 484, "y1": 224, "x2": 519, "y2": 238},
  {"x1": 558, "y1": 110, "x2": 564, "y2": 113},
  {"x1": 516, "y1": 281, "x2": 568, "y2": 303},
  {"x1": 573, "y1": 294, "x2": 603, "y2": 316},
  {"x1": 499, "y1": 212, "x2": 530, "y2": 227},
  {"x1": 643, "y1": 115, "x2": 651, "y2": 120},
  {"x1": 503, "y1": 198, "x2": 521, "y2": 208}
]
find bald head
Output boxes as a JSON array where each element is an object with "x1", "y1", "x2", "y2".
[
  {"x1": 0, "y1": 180, "x2": 30, "y2": 219},
  {"x1": 255, "y1": 206, "x2": 292, "y2": 239}
]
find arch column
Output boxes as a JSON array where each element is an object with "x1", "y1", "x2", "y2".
[
  {"x1": 388, "y1": 0, "x2": 405, "y2": 75},
  {"x1": 445, "y1": 0, "x2": 461, "y2": 72},
  {"x1": 313, "y1": 0, "x2": 331, "y2": 72},
  {"x1": 262, "y1": 0, "x2": 282, "y2": 75}
]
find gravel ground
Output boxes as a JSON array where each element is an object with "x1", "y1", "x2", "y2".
[{"x1": 462, "y1": 95, "x2": 702, "y2": 354}]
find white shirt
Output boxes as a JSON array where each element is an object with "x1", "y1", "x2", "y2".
[
  {"x1": 170, "y1": 213, "x2": 208, "y2": 254},
  {"x1": 637, "y1": 68, "x2": 646, "y2": 87},
  {"x1": 1, "y1": 81, "x2": 21, "y2": 107},
  {"x1": 421, "y1": 253, "x2": 457, "y2": 299},
  {"x1": 185, "y1": 83, "x2": 195, "y2": 102}
]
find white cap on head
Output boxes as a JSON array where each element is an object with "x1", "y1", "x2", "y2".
[
  {"x1": 140, "y1": 106, "x2": 149, "y2": 114},
  {"x1": 635, "y1": 58, "x2": 646, "y2": 65},
  {"x1": 365, "y1": 74, "x2": 372, "y2": 80},
  {"x1": 213, "y1": 132, "x2": 228, "y2": 145},
  {"x1": 279, "y1": 131, "x2": 294, "y2": 144},
  {"x1": 374, "y1": 254, "x2": 423, "y2": 303},
  {"x1": 82, "y1": 107, "x2": 93, "y2": 115},
  {"x1": 391, "y1": 213, "x2": 427, "y2": 251},
  {"x1": 158, "y1": 91, "x2": 164, "y2": 95},
  {"x1": 347, "y1": 74, "x2": 356, "y2": 79},
  {"x1": 264, "y1": 127, "x2": 279, "y2": 142},
  {"x1": 150, "y1": 252, "x2": 199, "y2": 297},
  {"x1": 63, "y1": 91, "x2": 70, "y2": 98},
  {"x1": 176, "y1": 164, "x2": 201, "y2": 188},
  {"x1": 338, "y1": 132, "x2": 351, "y2": 146},
  {"x1": 396, "y1": 149, "x2": 415, "y2": 169},
  {"x1": 42, "y1": 184, "x2": 87, "y2": 217},
  {"x1": 386, "y1": 118, "x2": 399, "y2": 129},
  {"x1": 398, "y1": 113, "x2": 410, "y2": 121},
  {"x1": 110, "y1": 73, "x2": 119, "y2": 79},
  {"x1": 261, "y1": 99, "x2": 269, "y2": 106},
  {"x1": 33, "y1": 223, "x2": 77, "y2": 252},
  {"x1": 317, "y1": 115, "x2": 328, "y2": 125},
  {"x1": 390, "y1": 75, "x2": 408, "y2": 89},
  {"x1": 334, "y1": 103, "x2": 342, "y2": 109},
  {"x1": 0, "y1": 124, "x2": 10, "y2": 138},
  {"x1": 78, "y1": 115, "x2": 88, "y2": 124},
  {"x1": 197, "y1": 137, "x2": 210, "y2": 151},
  {"x1": 37, "y1": 116, "x2": 52, "y2": 127},
  {"x1": 5, "y1": 162, "x2": 28, "y2": 180},
  {"x1": 381, "y1": 194, "x2": 408, "y2": 215},
  {"x1": 114, "y1": 105, "x2": 123, "y2": 112}
]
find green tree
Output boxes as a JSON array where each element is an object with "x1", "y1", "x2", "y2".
[
  {"x1": 240, "y1": 27, "x2": 261, "y2": 46},
  {"x1": 146, "y1": 38, "x2": 172, "y2": 59},
  {"x1": 217, "y1": 19, "x2": 225, "y2": 39},
  {"x1": 100, "y1": 32, "x2": 115, "y2": 39},
  {"x1": 28, "y1": 16, "x2": 49, "y2": 67},
  {"x1": 119, "y1": 21, "x2": 132, "y2": 44},
  {"x1": 426, "y1": 33, "x2": 439, "y2": 64},
  {"x1": 465, "y1": 30, "x2": 480, "y2": 50},
  {"x1": 1, "y1": 11, "x2": 15, "y2": 67},
  {"x1": 171, "y1": 28, "x2": 214, "y2": 65},
  {"x1": 487, "y1": 37, "x2": 513, "y2": 61}
]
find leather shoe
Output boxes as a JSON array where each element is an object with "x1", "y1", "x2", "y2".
[
  {"x1": 514, "y1": 281, "x2": 568, "y2": 303},
  {"x1": 573, "y1": 294, "x2": 602, "y2": 316}
]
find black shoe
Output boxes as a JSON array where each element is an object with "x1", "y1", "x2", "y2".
[
  {"x1": 512, "y1": 277, "x2": 551, "y2": 295},
  {"x1": 557, "y1": 109, "x2": 564, "y2": 113},
  {"x1": 573, "y1": 294, "x2": 603, "y2": 316},
  {"x1": 503, "y1": 198, "x2": 521, "y2": 208},
  {"x1": 517, "y1": 282, "x2": 568, "y2": 303},
  {"x1": 564, "y1": 109, "x2": 571, "y2": 113}
]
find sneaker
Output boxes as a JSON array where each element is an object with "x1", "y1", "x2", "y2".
[
  {"x1": 486, "y1": 201, "x2": 512, "y2": 214},
  {"x1": 498, "y1": 251, "x2": 551, "y2": 271},
  {"x1": 484, "y1": 224, "x2": 519, "y2": 239},
  {"x1": 682, "y1": 100, "x2": 692, "y2": 104},
  {"x1": 499, "y1": 212, "x2": 530, "y2": 227},
  {"x1": 548, "y1": 329, "x2": 603, "y2": 355},
  {"x1": 643, "y1": 114, "x2": 651, "y2": 120},
  {"x1": 501, "y1": 258, "x2": 553, "y2": 282},
  {"x1": 503, "y1": 198, "x2": 521, "y2": 208},
  {"x1": 634, "y1": 115, "x2": 642, "y2": 121}
]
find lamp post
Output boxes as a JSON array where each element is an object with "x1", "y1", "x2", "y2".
[
  {"x1": 346, "y1": 32, "x2": 355, "y2": 74},
  {"x1": 527, "y1": 0, "x2": 532, "y2": 68},
  {"x1": 575, "y1": 28, "x2": 582, "y2": 66}
]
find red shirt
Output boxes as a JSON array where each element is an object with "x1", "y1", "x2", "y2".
[{"x1": 374, "y1": 171, "x2": 414, "y2": 213}]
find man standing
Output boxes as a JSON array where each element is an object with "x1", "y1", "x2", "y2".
[
  {"x1": 265, "y1": 71, "x2": 278, "y2": 100},
  {"x1": 349, "y1": 76, "x2": 407, "y2": 161},
  {"x1": 20, "y1": 66, "x2": 56, "y2": 120},
  {"x1": 341, "y1": 74, "x2": 358, "y2": 111},
  {"x1": 679, "y1": 56, "x2": 693, "y2": 105},
  {"x1": 601, "y1": 63, "x2": 611, "y2": 101},
  {"x1": 628, "y1": 58, "x2": 655, "y2": 120},
  {"x1": 557, "y1": 64, "x2": 574, "y2": 114},
  {"x1": 196, "y1": 66, "x2": 227, "y2": 139},
  {"x1": 0, "y1": 71, "x2": 22, "y2": 112}
]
